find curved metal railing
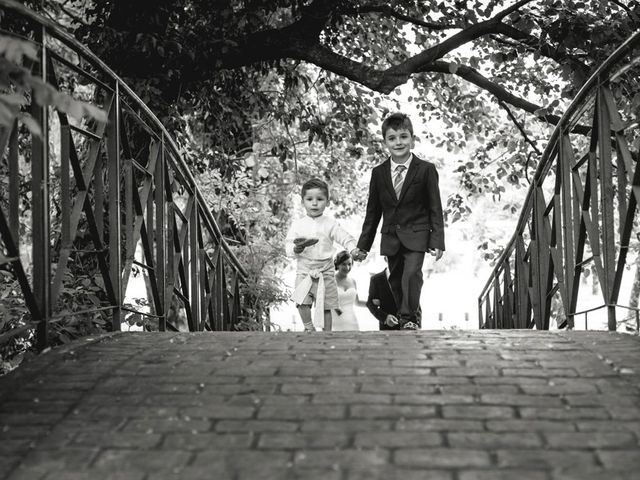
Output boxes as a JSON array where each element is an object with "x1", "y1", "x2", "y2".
[
  {"x1": 479, "y1": 30, "x2": 640, "y2": 331},
  {"x1": 0, "y1": 0, "x2": 248, "y2": 350}
]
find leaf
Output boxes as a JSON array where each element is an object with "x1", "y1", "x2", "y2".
[
  {"x1": 0, "y1": 92, "x2": 25, "y2": 106},
  {"x1": 18, "y1": 113, "x2": 42, "y2": 137},
  {"x1": 82, "y1": 103, "x2": 108, "y2": 123},
  {"x1": 0, "y1": 102, "x2": 17, "y2": 126}
]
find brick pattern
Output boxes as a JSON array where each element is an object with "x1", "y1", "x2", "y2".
[{"x1": 0, "y1": 330, "x2": 639, "y2": 479}]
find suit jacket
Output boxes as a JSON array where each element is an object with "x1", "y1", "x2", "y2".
[
  {"x1": 366, "y1": 270, "x2": 398, "y2": 330},
  {"x1": 367, "y1": 270, "x2": 421, "y2": 330},
  {"x1": 357, "y1": 154, "x2": 445, "y2": 256}
]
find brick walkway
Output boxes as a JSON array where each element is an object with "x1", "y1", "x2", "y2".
[{"x1": 1, "y1": 330, "x2": 640, "y2": 480}]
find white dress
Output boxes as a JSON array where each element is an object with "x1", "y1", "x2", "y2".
[{"x1": 332, "y1": 287, "x2": 360, "y2": 331}]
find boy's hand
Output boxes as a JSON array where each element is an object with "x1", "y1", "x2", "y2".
[
  {"x1": 385, "y1": 314, "x2": 399, "y2": 327},
  {"x1": 351, "y1": 248, "x2": 367, "y2": 262},
  {"x1": 428, "y1": 248, "x2": 443, "y2": 261},
  {"x1": 293, "y1": 244, "x2": 305, "y2": 254}
]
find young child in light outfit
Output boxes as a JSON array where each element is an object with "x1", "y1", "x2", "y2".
[{"x1": 285, "y1": 178, "x2": 358, "y2": 332}]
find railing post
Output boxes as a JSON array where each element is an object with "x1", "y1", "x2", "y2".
[
  {"x1": 597, "y1": 87, "x2": 617, "y2": 331},
  {"x1": 190, "y1": 197, "x2": 201, "y2": 330},
  {"x1": 32, "y1": 25, "x2": 51, "y2": 350},
  {"x1": 108, "y1": 81, "x2": 122, "y2": 331},
  {"x1": 156, "y1": 136, "x2": 166, "y2": 331}
]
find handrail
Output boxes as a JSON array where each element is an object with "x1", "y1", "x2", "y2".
[
  {"x1": 0, "y1": 0, "x2": 247, "y2": 279},
  {"x1": 0, "y1": 0, "x2": 249, "y2": 351},
  {"x1": 479, "y1": 30, "x2": 640, "y2": 331}
]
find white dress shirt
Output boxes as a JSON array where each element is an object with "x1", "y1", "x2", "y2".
[{"x1": 285, "y1": 214, "x2": 356, "y2": 261}]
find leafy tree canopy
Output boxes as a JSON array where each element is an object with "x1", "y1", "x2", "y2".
[{"x1": 38, "y1": 0, "x2": 638, "y2": 196}]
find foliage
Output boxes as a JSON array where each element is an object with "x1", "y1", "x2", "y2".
[
  {"x1": 0, "y1": 35, "x2": 106, "y2": 133},
  {"x1": 45, "y1": 0, "x2": 638, "y2": 222},
  {"x1": 0, "y1": 32, "x2": 110, "y2": 372}
]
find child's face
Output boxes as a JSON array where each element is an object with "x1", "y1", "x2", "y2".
[
  {"x1": 302, "y1": 188, "x2": 328, "y2": 218},
  {"x1": 383, "y1": 127, "x2": 414, "y2": 163}
]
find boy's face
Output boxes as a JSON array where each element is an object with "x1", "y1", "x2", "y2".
[
  {"x1": 302, "y1": 187, "x2": 328, "y2": 218},
  {"x1": 383, "y1": 127, "x2": 414, "y2": 163}
]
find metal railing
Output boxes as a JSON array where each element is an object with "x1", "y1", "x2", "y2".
[
  {"x1": 479, "y1": 30, "x2": 640, "y2": 332},
  {"x1": 0, "y1": 0, "x2": 247, "y2": 350}
]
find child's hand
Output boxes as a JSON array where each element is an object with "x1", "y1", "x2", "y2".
[
  {"x1": 385, "y1": 314, "x2": 399, "y2": 327},
  {"x1": 294, "y1": 237, "x2": 319, "y2": 248},
  {"x1": 336, "y1": 308, "x2": 343, "y2": 316}
]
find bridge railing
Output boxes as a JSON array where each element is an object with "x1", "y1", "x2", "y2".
[
  {"x1": 0, "y1": 0, "x2": 247, "y2": 351},
  {"x1": 479, "y1": 31, "x2": 640, "y2": 332}
]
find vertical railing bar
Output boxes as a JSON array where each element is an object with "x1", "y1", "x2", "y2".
[
  {"x1": 107, "y1": 81, "x2": 122, "y2": 331},
  {"x1": 32, "y1": 24, "x2": 51, "y2": 350},
  {"x1": 492, "y1": 272, "x2": 500, "y2": 329},
  {"x1": 221, "y1": 258, "x2": 230, "y2": 329},
  {"x1": 124, "y1": 157, "x2": 133, "y2": 288},
  {"x1": 231, "y1": 271, "x2": 241, "y2": 326},
  {"x1": 484, "y1": 292, "x2": 491, "y2": 329},
  {"x1": 8, "y1": 122, "x2": 19, "y2": 241},
  {"x1": 531, "y1": 187, "x2": 543, "y2": 329},
  {"x1": 60, "y1": 126, "x2": 70, "y2": 246},
  {"x1": 94, "y1": 139, "x2": 104, "y2": 242},
  {"x1": 597, "y1": 86, "x2": 617, "y2": 330},
  {"x1": 560, "y1": 133, "x2": 576, "y2": 328},
  {"x1": 165, "y1": 180, "x2": 175, "y2": 328},
  {"x1": 199, "y1": 228, "x2": 207, "y2": 331},
  {"x1": 189, "y1": 198, "x2": 200, "y2": 331},
  {"x1": 211, "y1": 245, "x2": 221, "y2": 330},
  {"x1": 156, "y1": 136, "x2": 166, "y2": 330}
]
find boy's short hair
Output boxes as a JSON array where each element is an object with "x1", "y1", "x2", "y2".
[
  {"x1": 301, "y1": 178, "x2": 330, "y2": 199},
  {"x1": 381, "y1": 112, "x2": 414, "y2": 138}
]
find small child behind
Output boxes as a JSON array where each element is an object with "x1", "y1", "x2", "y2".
[{"x1": 285, "y1": 178, "x2": 357, "y2": 331}]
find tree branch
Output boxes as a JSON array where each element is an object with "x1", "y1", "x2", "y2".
[
  {"x1": 498, "y1": 100, "x2": 542, "y2": 155},
  {"x1": 389, "y1": 0, "x2": 537, "y2": 79},
  {"x1": 339, "y1": 5, "x2": 456, "y2": 31},
  {"x1": 200, "y1": 0, "x2": 577, "y2": 131},
  {"x1": 420, "y1": 61, "x2": 591, "y2": 134}
]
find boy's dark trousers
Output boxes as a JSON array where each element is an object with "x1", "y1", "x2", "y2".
[
  {"x1": 367, "y1": 268, "x2": 422, "y2": 330},
  {"x1": 357, "y1": 154, "x2": 445, "y2": 324},
  {"x1": 388, "y1": 245, "x2": 425, "y2": 320}
]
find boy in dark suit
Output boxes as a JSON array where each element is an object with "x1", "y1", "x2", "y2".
[{"x1": 354, "y1": 112, "x2": 445, "y2": 329}]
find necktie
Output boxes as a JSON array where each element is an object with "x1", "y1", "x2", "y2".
[{"x1": 393, "y1": 164, "x2": 406, "y2": 199}]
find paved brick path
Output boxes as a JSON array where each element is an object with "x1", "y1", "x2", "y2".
[{"x1": 1, "y1": 330, "x2": 640, "y2": 479}]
